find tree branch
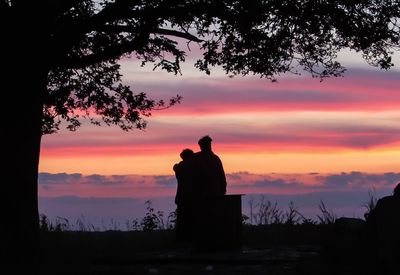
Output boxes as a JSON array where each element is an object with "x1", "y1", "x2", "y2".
[
  {"x1": 154, "y1": 28, "x2": 203, "y2": 43},
  {"x1": 98, "y1": 25, "x2": 203, "y2": 43},
  {"x1": 87, "y1": 0, "x2": 142, "y2": 30},
  {"x1": 59, "y1": 37, "x2": 148, "y2": 70},
  {"x1": 51, "y1": 0, "x2": 206, "y2": 69}
]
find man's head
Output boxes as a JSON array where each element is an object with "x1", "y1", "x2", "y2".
[
  {"x1": 394, "y1": 182, "x2": 400, "y2": 197},
  {"x1": 198, "y1": 135, "x2": 212, "y2": 152},
  {"x1": 180, "y1": 148, "x2": 194, "y2": 160}
]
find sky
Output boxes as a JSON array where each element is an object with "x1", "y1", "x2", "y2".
[{"x1": 38, "y1": 48, "x2": 400, "y2": 228}]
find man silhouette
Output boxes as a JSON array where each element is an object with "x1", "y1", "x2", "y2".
[
  {"x1": 191, "y1": 136, "x2": 234, "y2": 252},
  {"x1": 366, "y1": 183, "x2": 400, "y2": 275},
  {"x1": 173, "y1": 148, "x2": 195, "y2": 242},
  {"x1": 193, "y1": 135, "x2": 227, "y2": 196}
]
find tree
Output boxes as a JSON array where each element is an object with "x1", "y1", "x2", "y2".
[{"x1": 1, "y1": 0, "x2": 399, "y2": 264}]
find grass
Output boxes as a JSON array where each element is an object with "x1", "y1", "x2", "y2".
[
  {"x1": 37, "y1": 195, "x2": 378, "y2": 274},
  {"x1": 37, "y1": 222, "x2": 370, "y2": 275},
  {"x1": 40, "y1": 191, "x2": 379, "y2": 232}
]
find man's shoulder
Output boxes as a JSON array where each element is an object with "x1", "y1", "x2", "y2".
[
  {"x1": 211, "y1": 153, "x2": 222, "y2": 161},
  {"x1": 173, "y1": 161, "x2": 184, "y2": 169}
]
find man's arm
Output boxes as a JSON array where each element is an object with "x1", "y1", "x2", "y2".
[
  {"x1": 216, "y1": 156, "x2": 227, "y2": 195},
  {"x1": 173, "y1": 162, "x2": 183, "y2": 205},
  {"x1": 173, "y1": 163, "x2": 179, "y2": 173}
]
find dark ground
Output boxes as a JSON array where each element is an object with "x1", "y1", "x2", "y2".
[{"x1": 37, "y1": 222, "x2": 374, "y2": 275}]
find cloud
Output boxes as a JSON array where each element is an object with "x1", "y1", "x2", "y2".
[
  {"x1": 38, "y1": 171, "x2": 400, "y2": 198},
  {"x1": 253, "y1": 178, "x2": 302, "y2": 188},
  {"x1": 40, "y1": 196, "x2": 139, "y2": 205},
  {"x1": 86, "y1": 174, "x2": 107, "y2": 183},
  {"x1": 37, "y1": 169, "x2": 400, "y2": 228},
  {"x1": 84, "y1": 174, "x2": 127, "y2": 185},
  {"x1": 39, "y1": 172, "x2": 82, "y2": 184},
  {"x1": 38, "y1": 173, "x2": 129, "y2": 186},
  {"x1": 321, "y1": 172, "x2": 400, "y2": 189},
  {"x1": 40, "y1": 110, "x2": 400, "y2": 158},
  {"x1": 226, "y1": 172, "x2": 247, "y2": 181},
  {"x1": 129, "y1": 67, "x2": 400, "y2": 114},
  {"x1": 382, "y1": 172, "x2": 400, "y2": 185},
  {"x1": 153, "y1": 175, "x2": 177, "y2": 186},
  {"x1": 323, "y1": 172, "x2": 361, "y2": 187}
]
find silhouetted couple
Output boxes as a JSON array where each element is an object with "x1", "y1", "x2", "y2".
[
  {"x1": 173, "y1": 135, "x2": 227, "y2": 243},
  {"x1": 366, "y1": 183, "x2": 400, "y2": 275}
]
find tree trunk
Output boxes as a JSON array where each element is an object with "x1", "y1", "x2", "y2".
[
  {"x1": 1, "y1": 5, "x2": 51, "y2": 271},
  {"x1": 3, "y1": 52, "x2": 46, "y2": 270}
]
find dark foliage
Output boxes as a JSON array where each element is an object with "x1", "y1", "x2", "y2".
[{"x1": 2, "y1": 0, "x2": 399, "y2": 133}]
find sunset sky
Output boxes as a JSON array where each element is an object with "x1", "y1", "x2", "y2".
[
  {"x1": 38, "y1": 49, "x2": 400, "y2": 225},
  {"x1": 40, "y1": 54, "x2": 400, "y2": 175}
]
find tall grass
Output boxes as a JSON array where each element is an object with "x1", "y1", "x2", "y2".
[
  {"x1": 40, "y1": 200, "x2": 176, "y2": 232},
  {"x1": 362, "y1": 189, "x2": 378, "y2": 220},
  {"x1": 40, "y1": 191, "x2": 378, "y2": 232},
  {"x1": 247, "y1": 195, "x2": 330, "y2": 226},
  {"x1": 316, "y1": 200, "x2": 336, "y2": 224}
]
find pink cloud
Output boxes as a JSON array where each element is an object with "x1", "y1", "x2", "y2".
[
  {"x1": 125, "y1": 68, "x2": 400, "y2": 115},
  {"x1": 41, "y1": 112, "x2": 400, "y2": 157}
]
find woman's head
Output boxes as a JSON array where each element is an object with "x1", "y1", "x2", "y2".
[{"x1": 180, "y1": 148, "x2": 194, "y2": 160}]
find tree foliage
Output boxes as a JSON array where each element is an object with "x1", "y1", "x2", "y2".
[{"x1": 2, "y1": 0, "x2": 399, "y2": 134}]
